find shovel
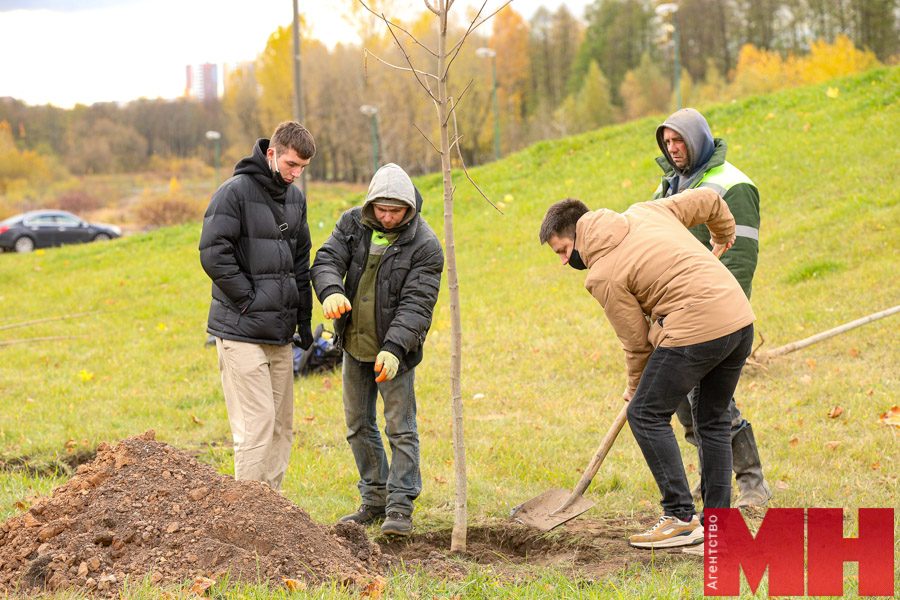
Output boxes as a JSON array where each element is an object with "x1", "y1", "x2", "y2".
[{"x1": 511, "y1": 402, "x2": 629, "y2": 531}]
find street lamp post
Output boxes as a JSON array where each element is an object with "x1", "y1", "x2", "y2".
[
  {"x1": 359, "y1": 105, "x2": 380, "y2": 175},
  {"x1": 476, "y1": 47, "x2": 500, "y2": 161},
  {"x1": 205, "y1": 130, "x2": 222, "y2": 188},
  {"x1": 656, "y1": 3, "x2": 681, "y2": 110}
]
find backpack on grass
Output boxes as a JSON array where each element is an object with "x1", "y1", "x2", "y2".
[{"x1": 293, "y1": 324, "x2": 342, "y2": 377}]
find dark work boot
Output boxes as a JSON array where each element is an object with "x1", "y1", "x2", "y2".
[
  {"x1": 381, "y1": 511, "x2": 413, "y2": 536},
  {"x1": 732, "y1": 423, "x2": 772, "y2": 507},
  {"x1": 339, "y1": 504, "x2": 386, "y2": 525}
]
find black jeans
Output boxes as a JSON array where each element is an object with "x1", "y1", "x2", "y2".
[{"x1": 627, "y1": 324, "x2": 754, "y2": 523}]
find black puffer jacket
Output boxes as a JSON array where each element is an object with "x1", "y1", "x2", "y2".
[
  {"x1": 311, "y1": 189, "x2": 443, "y2": 373},
  {"x1": 199, "y1": 139, "x2": 312, "y2": 345}
]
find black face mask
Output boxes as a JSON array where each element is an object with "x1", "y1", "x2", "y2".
[{"x1": 568, "y1": 248, "x2": 588, "y2": 270}]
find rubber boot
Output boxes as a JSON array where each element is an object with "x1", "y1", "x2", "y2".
[{"x1": 732, "y1": 423, "x2": 771, "y2": 507}]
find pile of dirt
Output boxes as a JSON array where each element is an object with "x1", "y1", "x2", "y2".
[{"x1": 0, "y1": 431, "x2": 382, "y2": 597}]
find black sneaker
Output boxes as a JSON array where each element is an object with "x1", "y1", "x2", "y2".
[
  {"x1": 339, "y1": 504, "x2": 386, "y2": 525},
  {"x1": 381, "y1": 511, "x2": 413, "y2": 536}
]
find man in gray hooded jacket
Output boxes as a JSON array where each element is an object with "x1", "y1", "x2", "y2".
[
  {"x1": 311, "y1": 163, "x2": 443, "y2": 536},
  {"x1": 652, "y1": 108, "x2": 770, "y2": 508}
]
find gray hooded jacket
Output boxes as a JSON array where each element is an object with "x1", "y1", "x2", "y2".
[{"x1": 655, "y1": 108, "x2": 716, "y2": 194}]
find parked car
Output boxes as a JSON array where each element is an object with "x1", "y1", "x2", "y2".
[{"x1": 0, "y1": 210, "x2": 121, "y2": 253}]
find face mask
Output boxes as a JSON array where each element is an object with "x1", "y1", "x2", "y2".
[
  {"x1": 270, "y1": 147, "x2": 288, "y2": 186},
  {"x1": 568, "y1": 248, "x2": 588, "y2": 270}
]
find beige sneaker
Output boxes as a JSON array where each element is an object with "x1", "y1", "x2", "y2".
[
  {"x1": 629, "y1": 515, "x2": 704, "y2": 549},
  {"x1": 682, "y1": 542, "x2": 704, "y2": 556}
]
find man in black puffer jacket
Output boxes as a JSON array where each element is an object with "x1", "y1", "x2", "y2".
[
  {"x1": 199, "y1": 121, "x2": 316, "y2": 490},
  {"x1": 311, "y1": 163, "x2": 443, "y2": 536}
]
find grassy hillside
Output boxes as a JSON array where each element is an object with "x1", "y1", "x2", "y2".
[{"x1": 1, "y1": 66, "x2": 897, "y2": 597}]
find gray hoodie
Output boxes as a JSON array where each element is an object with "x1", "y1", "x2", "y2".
[
  {"x1": 361, "y1": 163, "x2": 418, "y2": 231},
  {"x1": 655, "y1": 108, "x2": 716, "y2": 194}
]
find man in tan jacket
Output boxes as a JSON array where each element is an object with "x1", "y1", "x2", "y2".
[{"x1": 539, "y1": 188, "x2": 755, "y2": 553}]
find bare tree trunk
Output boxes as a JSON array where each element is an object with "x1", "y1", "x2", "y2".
[{"x1": 433, "y1": 3, "x2": 468, "y2": 555}]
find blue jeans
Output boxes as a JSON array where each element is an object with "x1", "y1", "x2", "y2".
[
  {"x1": 626, "y1": 325, "x2": 754, "y2": 523},
  {"x1": 341, "y1": 352, "x2": 420, "y2": 516}
]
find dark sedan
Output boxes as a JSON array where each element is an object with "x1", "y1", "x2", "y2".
[{"x1": 0, "y1": 210, "x2": 122, "y2": 253}]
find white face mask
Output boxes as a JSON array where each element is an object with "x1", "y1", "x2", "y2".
[{"x1": 269, "y1": 147, "x2": 287, "y2": 185}]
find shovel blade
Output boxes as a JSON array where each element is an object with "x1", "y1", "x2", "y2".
[{"x1": 510, "y1": 488, "x2": 595, "y2": 531}]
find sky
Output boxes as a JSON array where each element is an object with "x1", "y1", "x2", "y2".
[{"x1": 0, "y1": 0, "x2": 594, "y2": 108}]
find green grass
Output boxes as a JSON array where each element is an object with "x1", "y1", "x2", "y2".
[{"x1": 2, "y1": 67, "x2": 899, "y2": 598}]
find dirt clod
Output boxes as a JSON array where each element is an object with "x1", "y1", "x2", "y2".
[{"x1": 0, "y1": 431, "x2": 382, "y2": 596}]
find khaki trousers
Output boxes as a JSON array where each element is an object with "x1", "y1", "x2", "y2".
[{"x1": 216, "y1": 338, "x2": 294, "y2": 490}]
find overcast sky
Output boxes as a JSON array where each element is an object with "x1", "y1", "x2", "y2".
[{"x1": 0, "y1": 0, "x2": 593, "y2": 108}]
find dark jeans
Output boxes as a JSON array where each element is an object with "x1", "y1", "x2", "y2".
[
  {"x1": 627, "y1": 324, "x2": 754, "y2": 523},
  {"x1": 675, "y1": 393, "x2": 746, "y2": 446},
  {"x1": 341, "y1": 352, "x2": 421, "y2": 516}
]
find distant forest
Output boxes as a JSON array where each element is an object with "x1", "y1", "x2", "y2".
[{"x1": 1, "y1": 0, "x2": 896, "y2": 183}]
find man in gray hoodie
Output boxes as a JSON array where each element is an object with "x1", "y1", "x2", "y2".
[
  {"x1": 311, "y1": 163, "x2": 443, "y2": 536},
  {"x1": 652, "y1": 108, "x2": 770, "y2": 509}
]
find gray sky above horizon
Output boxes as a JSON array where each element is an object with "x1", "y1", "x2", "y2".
[{"x1": 0, "y1": 0, "x2": 593, "y2": 108}]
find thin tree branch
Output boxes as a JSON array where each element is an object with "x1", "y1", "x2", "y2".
[
  {"x1": 357, "y1": 0, "x2": 438, "y2": 56},
  {"x1": 424, "y1": 0, "x2": 440, "y2": 15},
  {"x1": 382, "y1": 14, "x2": 440, "y2": 102},
  {"x1": 449, "y1": 96, "x2": 502, "y2": 214},
  {"x1": 414, "y1": 123, "x2": 442, "y2": 155},
  {"x1": 443, "y1": 78, "x2": 474, "y2": 127},
  {"x1": 446, "y1": 0, "x2": 513, "y2": 66},
  {"x1": 760, "y1": 305, "x2": 900, "y2": 360},
  {"x1": 448, "y1": 134, "x2": 463, "y2": 152},
  {"x1": 0, "y1": 335, "x2": 88, "y2": 348},
  {"x1": 0, "y1": 311, "x2": 100, "y2": 332},
  {"x1": 364, "y1": 48, "x2": 439, "y2": 82}
]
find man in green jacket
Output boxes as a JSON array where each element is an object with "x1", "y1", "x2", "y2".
[{"x1": 653, "y1": 108, "x2": 771, "y2": 508}]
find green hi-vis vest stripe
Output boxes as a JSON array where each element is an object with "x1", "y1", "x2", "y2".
[
  {"x1": 695, "y1": 161, "x2": 754, "y2": 195},
  {"x1": 696, "y1": 161, "x2": 759, "y2": 240}
]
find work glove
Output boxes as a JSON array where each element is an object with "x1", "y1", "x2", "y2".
[
  {"x1": 322, "y1": 293, "x2": 351, "y2": 319},
  {"x1": 293, "y1": 322, "x2": 314, "y2": 350},
  {"x1": 374, "y1": 351, "x2": 400, "y2": 383}
]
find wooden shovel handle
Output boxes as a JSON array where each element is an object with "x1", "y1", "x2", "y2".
[{"x1": 556, "y1": 402, "x2": 629, "y2": 513}]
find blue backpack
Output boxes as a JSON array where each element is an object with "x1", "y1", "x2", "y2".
[{"x1": 293, "y1": 324, "x2": 342, "y2": 377}]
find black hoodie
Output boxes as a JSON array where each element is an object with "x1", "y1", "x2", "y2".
[{"x1": 199, "y1": 138, "x2": 312, "y2": 345}]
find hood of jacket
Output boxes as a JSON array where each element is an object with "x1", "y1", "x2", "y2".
[
  {"x1": 233, "y1": 138, "x2": 290, "y2": 202},
  {"x1": 361, "y1": 163, "x2": 419, "y2": 231},
  {"x1": 574, "y1": 208, "x2": 630, "y2": 268},
  {"x1": 656, "y1": 108, "x2": 716, "y2": 178}
]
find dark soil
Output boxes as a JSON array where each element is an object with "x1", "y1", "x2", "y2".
[
  {"x1": 379, "y1": 515, "x2": 694, "y2": 582},
  {"x1": 0, "y1": 431, "x2": 382, "y2": 596},
  {"x1": 0, "y1": 432, "x2": 695, "y2": 596}
]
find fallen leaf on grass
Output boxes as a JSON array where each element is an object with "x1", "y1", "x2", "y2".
[
  {"x1": 191, "y1": 415, "x2": 203, "y2": 425},
  {"x1": 78, "y1": 369, "x2": 94, "y2": 383},
  {"x1": 283, "y1": 578, "x2": 307, "y2": 592},
  {"x1": 848, "y1": 347, "x2": 860, "y2": 358},
  {"x1": 806, "y1": 358, "x2": 817, "y2": 370},
  {"x1": 361, "y1": 577, "x2": 386, "y2": 599},
  {"x1": 799, "y1": 375, "x2": 812, "y2": 385},
  {"x1": 825, "y1": 441, "x2": 841, "y2": 450},
  {"x1": 870, "y1": 461, "x2": 881, "y2": 470},
  {"x1": 15, "y1": 500, "x2": 28, "y2": 511},
  {"x1": 433, "y1": 475, "x2": 447, "y2": 484},
  {"x1": 827, "y1": 406, "x2": 843, "y2": 419},
  {"x1": 803, "y1": 122, "x2": 812, "y2": 132},
  {"x1": 189, "y1": 576, "x2": 215, "y2": 596},
  {"x1": 826, "y1": 87, "x2": 840, "y2": 98},
  {"x1": 789, "y1": 436, "x2": 800, "y2": 447},
  {"x1": 877, "y1": 405, "x2": 900, "y2": 427},
  {"x1": 775, "y1": 481, "x2": 790, "y2": 491}
]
